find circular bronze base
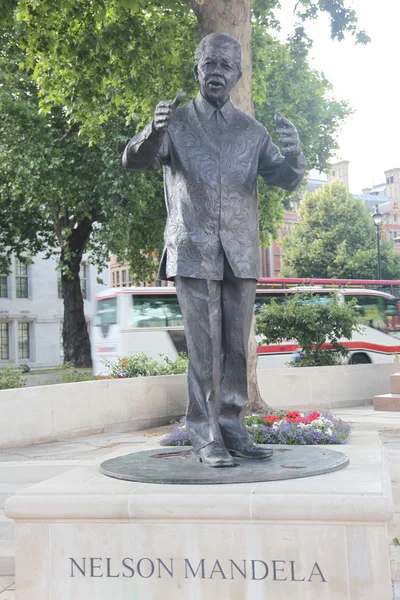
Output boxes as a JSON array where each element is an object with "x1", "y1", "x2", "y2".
[{"x1": 100, "y1": 445, "x2": 349, "y2": 485}]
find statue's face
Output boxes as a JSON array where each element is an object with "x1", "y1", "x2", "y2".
[{"x1": 195, "y1": 40, "x2": 241, "y2": 105}]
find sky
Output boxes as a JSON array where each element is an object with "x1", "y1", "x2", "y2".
[{"x1": 276, "y1": 0, "x2": 399, "y2": 194}]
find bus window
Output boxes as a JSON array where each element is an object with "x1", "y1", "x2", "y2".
[
  {"x1": 132, "y1": 296, "x2": 184, "y2": 328},
  {"x1": 95, "y1": 297, "x2": 117, "y2": 326},
  {"x1": 164, "y1": 299, "x2": 184, "y2": 327},
  {"x1": 254, "y1": 290, "x2": 332, "y2": 314},
  {"x1": 392, "y1": 285, "x2": 400, "y2": 299},
  {"x1": 345, "y1": 294, "x2": 387, "y2": 332},
  {"x1": 377, "y1": 285, "x2": 392, "y2": 295},
  {"x1": 254, "y1": 292, "x2": 287, "y2": 313}
]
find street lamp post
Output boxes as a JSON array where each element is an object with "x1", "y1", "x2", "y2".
[{"x1": 371, "y1": 204, "x2": 384, "y2": 280}]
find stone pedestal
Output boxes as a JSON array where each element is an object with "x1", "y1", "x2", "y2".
[
  {"x1": 374, "y1": 373, "x2": 400, "y2": 411},
  {"x1": 5, "y1": 432, "x2": 393, "y2": 599}
]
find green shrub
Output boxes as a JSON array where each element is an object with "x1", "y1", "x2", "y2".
[
  {"x1": 0, "y1": 365, "x2": 27, "y2": 390},
  {"x1": 49, "y1": 362, "x2": 97, "y2": 384},
  {"x1": 104, "y1": 352, "x2": 188, "y2": 379},
  {"x1": 256, "y1": 292, "x2": 360, "y2": 367}
]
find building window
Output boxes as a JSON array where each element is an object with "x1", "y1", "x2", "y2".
[
  {"x1": 122, "y1": 269, "x2": 127, "y2": 286},
  {"x1": 15, "y1": 259, "x2": 28, "y2": 298},
  {"x1": 0, "y1": 323, "x2": 9, "y2": 359},
  {"x1": 0, "y1": 275, "x2": 7, "y2": 298},
  {"x1": 112, "y1": 272, "x2": 115, "y2": 287},
  {"x1": 18, "y1": 322, "x2": 29, "y2": 359},
  {"x1": 116, "y1": 271, "x2": 120, "y2": 286},
  {"x1": 80, "y1": 264, "x2": 87, "y2": 299}
]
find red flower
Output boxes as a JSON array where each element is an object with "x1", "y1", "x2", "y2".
[
  {"x1": 305, "y1": 411, "x2": 321, "y2": 423},
  {"x1": 286, "y1": 411, "x2": 301, "y2": 419},
  {"x1": 265, "y1": 415, "x2": 281, "y2": 424}
]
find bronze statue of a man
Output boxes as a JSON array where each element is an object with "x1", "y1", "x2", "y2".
[{"x1": 123, "y1": 32, "x2": 306, "y2": 467}]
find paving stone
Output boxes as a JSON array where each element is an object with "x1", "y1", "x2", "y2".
[
  {"x1": 0, "y1": 590, "x2": 15, "y2": 599},
  {"x1": 0, "y1": 578, "x2": 14, "y2": 593}
]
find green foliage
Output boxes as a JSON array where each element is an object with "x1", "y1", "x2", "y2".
[
  {"x1": 252, "y1": 21, "x2": 351, "y2": 174},
  {"x1": 0, "y1": 0, "x2": 361, "y2": 261},
  {"x1": 103, "y1": 352, "x2": 188, "y2": 378},
  {"x1": 252, "y1": 20, "x2": 351, "y2": 240},
  {"x1": 0, "y1": 366, "x2": 27, "y2": 390},
  {"x1": 0, "y1": 2, "x2": 196, "y2": 283},
  {"x1": 50, "y1": 363, "x2": 97, "y2": 384},
  {"x1": 13, "y1": 1, "x2": 198, "y2": 142},
  {"x1": 291, "y1": 0, "x2": 370, "y2": 44},
  {"x1": 282, "y1": 181, "x2": 400, "y2": 279},
  {"x1": 0, "y1": 0, "x2": 369, "y2": 284},
  {"x1": 255, "y1": 292, "x2": 360, "y2": 367}
]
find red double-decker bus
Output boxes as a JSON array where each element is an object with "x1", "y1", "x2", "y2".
[
  {"x1": 258, "y1": 278, "x2": 400, "y2": 298},
  {"x1": 93, "y1": 284, "x2": 400, "y2": 373}
]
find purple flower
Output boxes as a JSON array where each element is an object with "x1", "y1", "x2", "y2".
[{"x1": 159, "y1": 410, "x2": 351, "y2": 447}]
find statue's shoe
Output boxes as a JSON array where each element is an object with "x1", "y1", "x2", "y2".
[
  {"x1": 197, "y1": 441, "x2": 235, "y2": 468},
  {"x1": 227, "y1": 444, "x2": 273, "y2": 460}
]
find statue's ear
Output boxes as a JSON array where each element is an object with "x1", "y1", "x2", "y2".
[
  {"x1": 235, "y1": 67, "x2": 242, "y2": 83},
  {"x1": 194, "y1": 64, "x2": 199, "y2": 82}
]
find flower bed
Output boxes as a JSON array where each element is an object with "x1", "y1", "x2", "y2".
[{"x1": 159, "y1": 410, "x2": 351, "y2": 447}]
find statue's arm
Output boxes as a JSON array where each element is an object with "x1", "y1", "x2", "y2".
[
  {"x1": 122, "y1": 93, "x2": 186, "y2": 171},
  {"x1": 122, "y1": 123, "x2": 168, "y2": 172},
  {"x1": 257, "y1": 128, "x2": 307, "y2": 192}
]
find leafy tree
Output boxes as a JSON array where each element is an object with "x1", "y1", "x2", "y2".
[
  {"x1": 0, "y1": 37, "x2": 168, "y2": 366},
  {"x1": 0, "y1": 0, "x2": 366, "y2": 371},
  {"x1": 8, "y1": 0, "x2": 367, "y2": 140},
  {"x1": 4, "y1": 0, "x2": 358, "y2": 255},
  {"x1": 256, "y1": 292, "x2": 361, "y2": 367},
  {"x1": 281, "y1": 181, "x2": 400, "y2": 280}
]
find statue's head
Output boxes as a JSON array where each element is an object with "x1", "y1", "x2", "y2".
[{"x1": 194, "y1": 33, "x2": 242, "y2": 105}]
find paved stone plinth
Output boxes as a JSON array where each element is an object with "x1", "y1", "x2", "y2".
[
  {"x1": 374, "y1": 393, "x2": 400, "y2": 412},
  {"x1": 4, "y1": 432, "x2": 393, "y2": 599},
  {"x1": 100, "y1": 446, "x2": 349, "y2": 484}
]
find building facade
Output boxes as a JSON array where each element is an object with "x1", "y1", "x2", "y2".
[
  {"x1": 0, "y1": 254, "x2": 109, "y2": 369},
  {"x1": 327, "y1": 160, "x2": 350, "y2": 191},
  {"x1": 356, "y1": 167, "x2": 400, "y2": 249},
  {"x1": 109, "y1": 255, "x2": 173, "y2": 288}
]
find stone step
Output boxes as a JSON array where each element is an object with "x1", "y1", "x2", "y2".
[
  {"x1": 391, "y1": 374, "x2": 400, "y2": 395},
  {"x1": 374, "y1": 393, "x2": 400, "y2": 412},
  {"x1": 0, "y1": 542, "x2": 14, "y2": 577},
  {"x1": 390, "y1": 544, "x2": 400, "y2": 582},
  {"x1": 0, "y1": 462, "x2": 76, "y2": 484},
  {"x1": 387, "y1": 451, "x2": 400, "y2": 482},
  {"x1": 389, "y1": 460, "x2": 400, "y2": 483},
  {"x1": 0, "y1": 485, "x2": 29, "y2": 511},
  {"x1": 388, "y1": 511, "x2": 400, "y2": 540},
  {"x1": 391, "y1": 481, "x2": 400, "y2": 504},
  {"x1": 0, "y1": 513, "x2": 14, "y2": 542}
]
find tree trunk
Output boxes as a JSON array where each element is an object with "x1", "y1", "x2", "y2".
[
  {"x1": 188, "y1": 0, "x2": 273, "y2": 414},
  {"x1": 60, "y1": 219, "x2": 93, "y2": 368}
]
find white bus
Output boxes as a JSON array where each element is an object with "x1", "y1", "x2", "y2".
[{"x1": 92, "y1": 286, "x2": 400, "y2": 375}]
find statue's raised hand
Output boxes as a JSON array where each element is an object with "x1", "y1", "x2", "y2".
[
  {"x1": 153, "y1": 91, "x2": 187, "y2": 132},
  {"x1": 275, "y1": 113, "x2": 301, "y2": 157}
]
